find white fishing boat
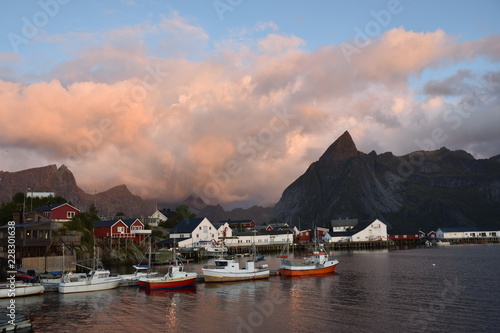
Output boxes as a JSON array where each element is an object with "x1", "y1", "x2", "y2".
[
  {"x1": 202, "y1": 232, "x2": 269, "y2": 283},
  {"x1": 58, "y1": 249, "x2": 122, "y2": 294},
  {"x1": 199, "y1": 240, "x2": 228, "y2": 257},
  {"x1": 58, "y1": 269, "x2": 122, "y2": 294},
  {"x1": 0, "y1": 282, "x2": 45, "y2": 298}
]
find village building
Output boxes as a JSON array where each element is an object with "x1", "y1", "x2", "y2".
[
  {"x1": 220, "y1": 219, "x2": 256, "y2": 230},
  {"x1": 330, "y1": 218, "x2": 358, "y2": 232},
  {"x1": 212, "y1": 221, "x2": 233, "y2": 238},
  {"x1": 94, "y1": 218, "x2": 148, "y2": 244},
  {"x1": 147, "y1": 208, "x2": 176, "y2": 226},
  {"x1": 30, "y1": 203, "x2": 80, "y2": 223},
  {"x1": 158, "y1": 217, "x2": 218, "y2": 249},
  {"x1": 251, "y1": 225, "x2": 273, "y2": 232},
  {"x1": 436, "y1": 227, "x2": 499, "y2": 239},
  {"x1": 388, "y1": 233, "x2": 420, "y2": 241},
  {"x1": 324, "y1": 219, "x2": 388, "y2": 243},
  {"x1": 0, "y1": 219, "x2": 79, "y2": 272},
  {"x1": 224, "y1": 230, "x2": 293, "y2": 248}
]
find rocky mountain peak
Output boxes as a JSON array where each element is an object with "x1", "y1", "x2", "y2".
[{"x1": 319, "y1": 130, "x2": 359, "y2": 163}]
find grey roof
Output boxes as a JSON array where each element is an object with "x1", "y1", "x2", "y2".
[
  {"x1": 32, "y1": 203, "x2": 65, "y2": 212},
  {"x1": 155, "y1": 237, "x2": 188, "y2": 245},
  {"x1": 212, "y1": 222, "x2": 227, "y2": 229},
  {"x1": 331, "y1": 218, "x2": 358, "y2": 227},
  {"x1": 328, "y1": 219, "x2": 384, "y2": 237},
  {"x1": 219, "y1": 219, "x2": 254, "y2": 224},
  {"x1": 169, "y1": 218, "x2": 206, "y2": 234}
]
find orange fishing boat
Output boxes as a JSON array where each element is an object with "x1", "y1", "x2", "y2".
[{"x1": 279, "y1": 244, "x2": 338, "y2": 276}]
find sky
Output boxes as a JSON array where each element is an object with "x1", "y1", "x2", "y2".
[{"x1": 0, "y1": 0, "x2": 499, "y2": 209}]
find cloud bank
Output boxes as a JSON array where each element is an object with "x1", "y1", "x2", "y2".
[{"x1": 1, "y1": 15, "x2": 499, "y2": 209}]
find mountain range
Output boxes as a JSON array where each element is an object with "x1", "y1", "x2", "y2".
[
  {"x1": 271, "y1": 131, "x2": 500, "y2": 233},
  {"x1": 2, "y1": 131, "x2": 499, "y2": 232}
]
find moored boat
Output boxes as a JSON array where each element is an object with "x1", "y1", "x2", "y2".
[
  {"x1": 279, "y1": 249, "x2": 339, "y2": 276},
  {"x1": 202, "y1": 233, "x2": 269, "y2": 283},
  {"x1": 0, "y1": 282, "x2": 45, "y2": 298},
  {"x1": 58, "y1": 269, "x2": 122, "y2": 294},
  {"x1": 58, "y1": 252, "x2": 122, "y2": 294},
  {"x1": 202, "y1": 258, "x2": 269, "y2": 282},
  {"x1": 139, "y1": 264, "x2": 197, "y2": 290}
]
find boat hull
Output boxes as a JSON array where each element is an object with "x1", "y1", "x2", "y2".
[
  {"x1": 144, "y1": 276, "x2": 196, "y2": 290},
  {"x1": 58, "y1": 278, "x2": 122, "y2": 294},
  {"x1": 0, "y1": 283, "x2": 45, "y2": 298},
  {"x1": 203, "y1": 270, "x2": 269, "y2": 283},
  {"x1": 280, "y1": 259, "x2": 339, "y2": 277}
]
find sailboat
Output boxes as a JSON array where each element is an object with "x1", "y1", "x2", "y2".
[
  {"x1": 279, "y1": 228, "x2": 339, "y2": 276},
  {"x1": 202, "y1": 232, "x2": 269, "y2": 283},
  {"x1": 58, "y1": 248, "x2": 122, "y2": 294},
  {"x1": 122, "y1": 234, "x2": 159, "y2": 283}
]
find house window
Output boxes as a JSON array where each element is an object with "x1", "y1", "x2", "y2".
[
  {"x1": 492, "y1": 233, "x2": 497, "y2": 237},
  {"x1": 117, "y1": 227, "x2": 124, "y2": 233},
  {"x1": 67, "y1": 211, "x2": 76, "y2": 218}
]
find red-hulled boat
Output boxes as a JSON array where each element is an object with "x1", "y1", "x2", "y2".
[
  {"x1": 279, "y1": 243, "x2": 339, "y2": 277},
  {"x1": 139, "y1": 264, "x2": 197, "y2": 290}
]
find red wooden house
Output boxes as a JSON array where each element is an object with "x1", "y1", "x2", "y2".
[
  {"x1": 32, "y1": 203, "x2": 80, "y2": 222},
  {"x1": 94, "y1": 218, "x2": 147, "y2": 243},
  {"x1": 252, "y1": 225, "x2": 273, "y2": 232},
  {"x1": 388, "y1": 234, "x2": 420, "y2": 241},
  {"x1": 221, "y1": 219, "x2": 256, "y2": 230},
  {"x1": 298, "y1": 230, "x2": 312, "y2": 243}
]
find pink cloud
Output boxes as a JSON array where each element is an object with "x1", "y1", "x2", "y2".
[{"x1": 1, "y1": 26, "x2": 499, "y2": 208}]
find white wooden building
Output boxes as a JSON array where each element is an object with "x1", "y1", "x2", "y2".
[
  {"x1": 325, "y1": 219, "x2": 388, "y2": 243},
  {"x1": 224, "y1": 231, "x2": 293, "y2": 248},
  {"x1": 436, "y1": 227, "x2": 500, "y2": 239},
  {"x1": 168, "y1": 217, "x2": 219, "y2": 248}
]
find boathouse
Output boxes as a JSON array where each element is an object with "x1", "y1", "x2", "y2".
[
  {"x1": 325, "y1": 219, "x2": 388, "y2": 242},
  {"x1": 436, "y1": 227, "x2": 499, "y2": 239},
  {"x1": 223, "y1": 230, "x2": 293, "y2": 247},
  {"x1": 167, "y1": 217, "x2": 218, "y2": 248}
]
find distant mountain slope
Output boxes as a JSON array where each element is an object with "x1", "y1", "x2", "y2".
[
  {"x1": 0, "y1": 165, "x2": 154, "y2": 217},
  {"x1": 271, "y1": 131, "x2": 500, "y2": 233}
]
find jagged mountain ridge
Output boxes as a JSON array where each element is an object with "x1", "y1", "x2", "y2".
[
  {"x1": 271, "y1": 131, "x2": 500, "y2": 233},
  {"x1": 0, "y1": 165, "x2": 273, "y2": 222},
  {"x1": 0, "y1": 165, "x2": 154, "y2": 217}
]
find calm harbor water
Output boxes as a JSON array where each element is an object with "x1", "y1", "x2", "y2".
[{"x1": 4, "y1": 244, "x2": 500, "y2": 333}]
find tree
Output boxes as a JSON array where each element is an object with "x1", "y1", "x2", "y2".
[{"x1": 158, "y1": 204, "x2": 196, "y2": 229}]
